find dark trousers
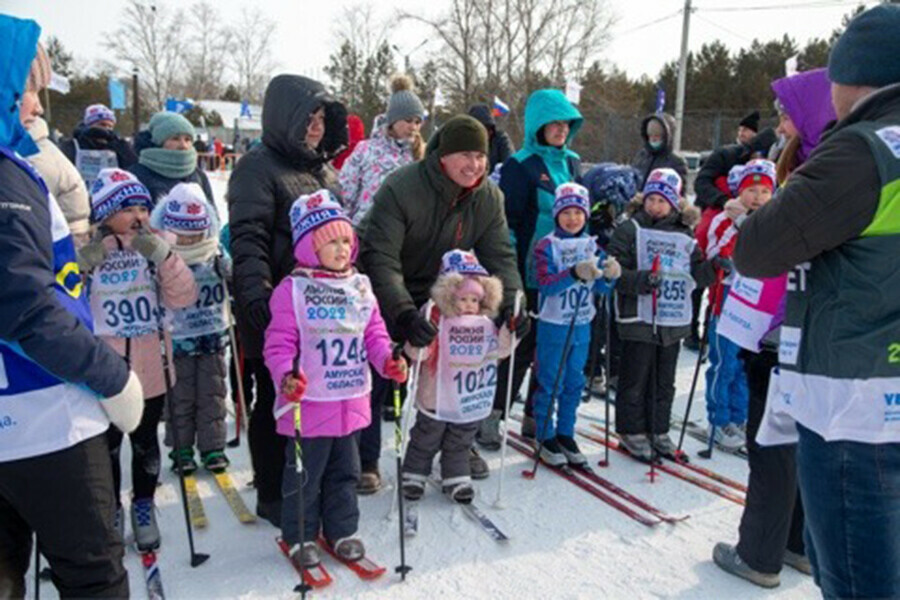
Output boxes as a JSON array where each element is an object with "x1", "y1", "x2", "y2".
[
  {"x1": 281, "y1": 434, "x2": 361, "y2": 546},
  {"x1": 492, "y1": 289, "x2": 539, "y2": 416},
  {"x1": 107, "y1": 394, "x2": 164, "y2": 501},
  {"x1": 736, "y1": 349, "x2": 805, "y2": 575},
  {"x1": 359, "y1": 369, "x2": 394, "y2": 473},
  {"x1": 403, "y1": 412, "x2": 479, "y2": 482},
  {"x1": 0, "y1": 434, "x2": 129, "y2": 598},
  {"x1": 615, "y1": 340, "x2": 680, "y2": 435},
  {"x1": 246, "y1": 357, "x2": 285, "y2": 504}
]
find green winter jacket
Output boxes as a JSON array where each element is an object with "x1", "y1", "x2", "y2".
[{"x1": 358, "y1": 126, "x2": 524, "y2": 335}]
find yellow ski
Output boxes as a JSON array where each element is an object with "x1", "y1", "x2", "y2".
[
  {"x1": 183, "y1": 475, "x2": 208, "y2": 529},
  {"x1": 213, "y1": 472, "x2": 256, "y2": 524}
]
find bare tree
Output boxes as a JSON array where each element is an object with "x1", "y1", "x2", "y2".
[
  {"x1": 231, "y1": 7, "x2": 277, "y2": 103},
  {"x1": 183, "y1": 1, "x2": 232, "y2": 100},
  {"x1": 105, "y1": 0, "x2": 186, "y2": 110}
]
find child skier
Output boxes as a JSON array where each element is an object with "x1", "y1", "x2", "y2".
[
  {"x1": 608, "y1": 168, "x2": 718, "y2": 461},
  {"x1": 264, "y1": 190, "x2": 408, "y2": 568},
  {"x1": 401, "y1": 250, "x2": 512, "y2": 504},
  {"x1": 152, "y1": 183, "x2": 232, "y2": 473},
  {"x1": 700, "y1": 159, "x2": 777, "y2": 451},
  {"x1": 77, "y1": 168, "x2": 197, "y2": 551},
  {"x1": 532, "y1": 183, "x2": 620, "y2": 466}
]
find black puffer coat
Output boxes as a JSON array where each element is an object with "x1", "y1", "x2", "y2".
[
  {"x1": 630, "y1": 113, "x2": 688, "y2": 187},
  {"x1": 228, "y1": 75, "x2": 348, "y2": 357},
  {"x1": 60, "y1": 124, "x2": 138, "y2": 171}
]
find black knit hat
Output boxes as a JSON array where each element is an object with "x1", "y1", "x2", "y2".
[
  {"x1": 438, "y1": 115, "x2": 488, "y2": 157},
  {"x1": 739, "y1": 111, "x2": 760, "y2": 132}
]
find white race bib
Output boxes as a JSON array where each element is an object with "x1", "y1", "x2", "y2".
[
  {"x1": 74, "y1": 141, "x2": 118, "y2": 189},
  {"x1": 434, "y1": 314, "x2": 499, "y2": 423},
  {"x1": 171, "y1": 262, "x2": 228, "y2": 339},
  {"x1": 634, "y1": 223, "x2": 696, "y2": 327},
  {"x1": 538, "y1": 235, "x2": 597, "y2": 326},
  {"x1": 90, "y1": 249, "x2": 162, "y2": 338}
]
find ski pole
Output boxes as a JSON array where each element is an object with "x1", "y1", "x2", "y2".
[
  {"x1": 524, "y1": 285, "x2": 589, "y2": 480},
  {"x1": 675, "y1": 298, "x2": 714, "y2": 462},
  {"x1": 647, "y1": 255, "x2": 661, "y2": 483},
  {"x1": 391, "y1": 345, "x2": 412, "y2": 582},
  {"x1": 34, "y1": 540, "x2": 39, "y2": 600},
  {"x1": 149, "y1": 258, "x2": 210, "y2": 568},
  {"x1": 494, "y1": 291, "x2": 523, "y2": 508},
  {"x1": 697, "y1": 269, "x2": 724, "y2": 461},
  {"x1": 598, "y1": 293, "x2": 613, "y2": 468},
  {"x1": 290, "y1": 354, "x2": 312, "y2": 598}
]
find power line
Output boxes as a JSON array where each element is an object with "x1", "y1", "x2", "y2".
[
  {"x1": 693, "y1": 13, "x2": 755, "y2": 43},
  {"x1": 696, "y1": 0, "x2": 864, "y2": 12},
  {"x1": 614, "y1": 9, "x2": 683, "y2": 37}
]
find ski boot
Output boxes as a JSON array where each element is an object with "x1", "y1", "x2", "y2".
[
  {"x1": 651, "y1": 433, "x2": 678, "y2": 460},
  {"x1": 469, "y1": 447, "x2": 489, "y2": 480},
  {"x1": 201, "y1": 449, "x2": 230, "y2": 473},
  {"x1": 332, "y1": 537, "x2": 366, "y2": 562},
  {"x1": 131, "y1": 498, "x2": 161, "y2": 552},
  {"x1": 169, "y1": 447, "x2": 198, "y2": 475},
  {"x1": 476, "y1": 410, "x2": 503, "y2": 451},
  {"x1": 713, "y1": 424, "x2": 745, "y2": 452},
  {"x1": 356, "y1": 467, "x2": 382, "y2": 495},
  {"x1": 539, "y1": 438, "x2": 568, "y2": 467},
  {"x1": 783, "y1": 550, "x2": 813, "y2": 575},
  {"x1": 619, "y1": 434, "x2": 653, "y2": 462},
  {"x1": 556, "y1": 435, "x2": 587, "y2": 466},
  {"x1": 290, "y1": 542, "x2": 321, "y2": 568},
  {"x1": 442, "y1": 481, "x2": 475, "y2": 504},
  {"x1": 713, "y1": 542, "x2": 780, "y2": 588},
  {"x1": 401, "y1": 474, "x2": 426, "y2": 501}
]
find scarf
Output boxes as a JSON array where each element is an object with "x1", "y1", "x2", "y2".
[
  {"x1": 173, "y1": 237, "x2": 220, "y2": 266},
  {"x1": 139, "y1": 147, "x2": 198, "y2": 179}
]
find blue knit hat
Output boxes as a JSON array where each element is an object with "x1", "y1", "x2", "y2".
[
  {"x1": 552, "y1": 182, "x2": 590, "y2": 221},
  {"x1": 90, "y1": 168, "x2": 153, "y2": 224},
  {"x1": 148, "y1": 111, "x2": 196, "y2": 146},
  {"x1": 643, "y1": 168, "x2": 683, "y2": 211},
  {"x1": 828, "y1": 4, "x2": 900, "y2": 87},
  {"x1": 582, "y1": 163, "x2": 640, "y2": 214}
]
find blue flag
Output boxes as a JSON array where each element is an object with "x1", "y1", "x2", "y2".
[
  {"x1": 108, "y1": 79, "x2": 127, "y2": 110},
  {"x1": 655, "y1": 86, "x2": 666, "y2": 114},
  {"x1": 165, "y1": 97, "x2": 194, "y2": 114}
]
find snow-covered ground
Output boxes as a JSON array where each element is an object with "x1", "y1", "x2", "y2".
[{"x1": 28, "y1": 171, "x2": 818, "y2": 599}]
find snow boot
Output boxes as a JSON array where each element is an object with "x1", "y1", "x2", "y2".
[
  {"x1": 783, "y1": 550, "x2": 813, "y2": 575},
  {"x1": 201, "y1": 449, "x2": 230, "y2": 473},
  {"x1": 131, "y1": 498, "x2": 161, "y2": 552},
  {"x1": 619, "y1": 434, "x2": 653, "y2": 462},
  {"x1": 401, "y1": 475, "x2": 426, "y2": 501},
  {"x1": 713, "y1": 542, "x2": 780, "y2": 588},
  {"x1": 713, "y1": 424, "x2": 745, "y2": 452},
  {"x1": 256, "y1": 498, "x2": 282, "y2": 528},
  {"x1": 556, "y1": 435, "x2": 587, "y2": 466},
  {"x1": 332, "y1": 537, "x2": 366, "y2": 562},
  {"x1": 520, "y1": 414, "x2": 537, "y2": 440},
  {"x1": 357, "y1": 468, "x2": 382, "y2": 495},
  {"x1": 169, "y1": 447, "x2": 198, "y2": 475},
  {"x1": 290, "y1": 542, "x2": 321, "y2": 568},
  {"x1": 539, "y1": 438, "x2": 568, "y2": 467},
  {"x1": 476, "y1": 410, "x2": 503, "y2": 451},
  {"x1": 651, "y1": 433, "x2": 678, "y2": 459},
  {"x1": 442, "y1": 481, "x2": 475, "y2": 504},
  {"x1": 469, "y1": 448, "x2": 489, "y2": 480}
]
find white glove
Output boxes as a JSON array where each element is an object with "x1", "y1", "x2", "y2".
[
  {"x1": 132, "y1": 231, "x2": 171, "y2": 266},
  {"x1": 574, "y1": 259, "x2": 603, "y2": 282},
  {"x1": 724, "y1": 198, "x2": 747, "y2": 221},
  {"x1": 602, "y1": 256, "x2": 622, "y2": 280},
  {"x1": 101, "y1": 370, "x2": 145, "y2": 433}
]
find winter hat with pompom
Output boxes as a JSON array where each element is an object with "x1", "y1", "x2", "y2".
[
  {"x1": 386, "y1": 74, "x2": 425, "y2": 126},
  {"x1": 90, "y1": 168, "x2": 153, "y2": 224},
  {"x1": 84, "y1": 104, "x2": 116, "y2": 128},
  {"x1": 158, "y1": 183, "x2": 211, "y2": 235},
  {"x1": 289, "y1": 189, "x2": 356, "y2": 268},
  {"x1": 552, "y1": 182, "x2": 591, "y2": 222},
  {"x1": 737, "y1": 159, "x2": 776, "y2": 194},
  {"x1": 642, "y1": 168, "x2": 683, "y2": 211}
]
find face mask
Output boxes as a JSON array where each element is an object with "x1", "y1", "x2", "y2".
[{"x1": 649, "y1": 140, "x2": 663, "y2": 151}]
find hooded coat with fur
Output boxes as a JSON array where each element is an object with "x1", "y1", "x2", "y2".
[
  {"x1": 607, "y1": 197, "x2": 715, "y2": 346},
  {"x1": 630, "y1": 114, "x2": 688, "y2": 187},
  {"x1": 405, "y1": 272, "x2": 510, "y2": 415}
]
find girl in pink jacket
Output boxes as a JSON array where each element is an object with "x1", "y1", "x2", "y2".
[
  {"x1": 264, "y1": 190, "x2": 407, "y2": 569},
  {"x1": 78, "y1": 168, "x2": 198, "y2": 552}
]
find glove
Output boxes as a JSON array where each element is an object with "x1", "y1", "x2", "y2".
[
  {"x1": 281, "y1": 370, "x2": 308, "y2": 403},
  {"x1": 602, "y1": 257, "x2": 621, "y2": 280},
  {"x1": 383, "y1": 356, "x2": 409, "y2": 384},
  {"x1": 244, "y1": 298, "x2": 272, "y2": 331},
  {"x1": 724, "y1": 198, "x2": 747, "y2": 221},
  {"x1": 396, "y1": 309, "x2": 438, "y2": 348},
  {"x1": 636, "y1": 270, "x2": 662, "y2": 294},
  {"x1": 77, "y1": 236, "x2": 108, "y2": 272},
  {"x1": 713, "y1": 256, "x2": 734, "y2": 275},
  {"x1": 573, "y1": 259, "x2": 603, "y2": 282},
  {"x1": 496, "y1": 304, "x2": 531, "y2": 338},
  {"x1": 100, "y1": 370, "x2": 145, "y2": 433},
  {"x1": 132, "y1": 230, "x2": 171, "y2": 265}
]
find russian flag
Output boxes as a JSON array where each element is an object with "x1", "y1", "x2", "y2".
[{"x1": 492, "y1": 96, "x2": 510, "y2": 117}]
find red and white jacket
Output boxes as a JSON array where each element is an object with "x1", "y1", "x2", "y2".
[{"x1": 696, "y1": 208, "x2": 737, "y2": 315}]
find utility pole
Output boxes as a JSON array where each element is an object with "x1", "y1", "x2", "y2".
[{"x1": 674, "y1": 0, "x2": 692, "y2": 153}]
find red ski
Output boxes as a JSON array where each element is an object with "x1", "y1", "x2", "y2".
[
  {"x1": 316, "y1": 535, "x2": 386, "y2": 581},
  {"x1": 574, "y1": 428, "x2": 746, "y2": 506},
  {"x1": 589, "y1": 423, "x2": 748, "y2": 493},
  {"x1": 507, "y1": 436, "x2": 661, "y2": 527},
  {"x1": 276, "y1": 537, "x2": 333, "y2": 589}
]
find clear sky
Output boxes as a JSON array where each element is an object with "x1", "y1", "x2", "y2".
[{"x1": 1, "y1": 0, "x2": 878, "y2": 83}]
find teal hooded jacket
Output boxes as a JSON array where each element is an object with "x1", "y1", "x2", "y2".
[{"x1": 499, "y1": 89, "x2": 583, "y2": 289}]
